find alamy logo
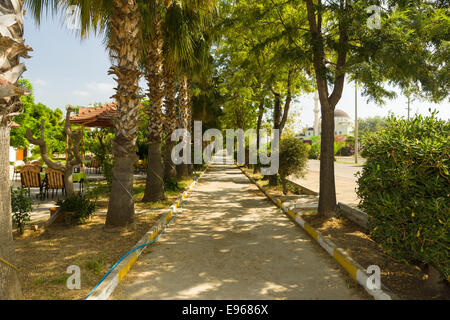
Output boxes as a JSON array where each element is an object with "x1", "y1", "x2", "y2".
[
  {"x1": 66, "y1": 265, "x2": 81, "y2": 290},
  {"x1": 366, "y1": 265, "x2": 381, "y2": 290},
  {"x1": 171, "y1": 121, "x2": 280, "y2": 175},
  {"x1": 66, "y1": 6, "x2": 81, "y2": 30},
  {"x1": 366, "y1": 5, "x2": 381, "y2": 30}
]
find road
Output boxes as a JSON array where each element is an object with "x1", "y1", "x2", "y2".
[{"x1": 289, "y1": 159, "x2": 365, "y2": 206}]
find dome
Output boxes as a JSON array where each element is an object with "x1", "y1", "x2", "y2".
[{"x1": 334, "y1": 109, "x2": 350, "y2": 118}]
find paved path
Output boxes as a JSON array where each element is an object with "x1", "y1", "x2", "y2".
[
  {"x1": 111, "y1": 159, "x2": 367, "y2": 300},
  {"x1": 289, "y1": 159, "x2": 365, "y2": 206}
]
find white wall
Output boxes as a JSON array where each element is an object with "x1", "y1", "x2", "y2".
[{"x1": 9, "y1": 147, "x2": 15, "y2": 162}]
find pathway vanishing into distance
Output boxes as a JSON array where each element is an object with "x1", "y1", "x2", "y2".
[{"x1": 111, "y1": 154, "x2": 368, "y2": 300}]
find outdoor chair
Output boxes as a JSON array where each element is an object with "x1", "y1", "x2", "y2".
[
  {"x1": 29, "y1": 160, "x2": 43, "y2": 169},
  {"x1": 45, "y1": 168, "x2": 66, "y2": 199},
  {"x1": 20, "y1": 165, "x2": 44, "y2": 199}
]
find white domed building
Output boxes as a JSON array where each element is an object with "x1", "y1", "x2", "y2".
[
  {"x1": 329, "y1": 109, "x2": 354, "y2": 136},
  {"x1": 305, "y1": 108, "x2": 354, "y2": 137}
]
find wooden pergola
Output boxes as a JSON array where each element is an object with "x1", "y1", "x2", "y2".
[{"x1": 69, "y1": 102, "x2": 118, "y2": 171}]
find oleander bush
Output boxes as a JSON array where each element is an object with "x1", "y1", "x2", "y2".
[
  {"x1": 356, "y1": 112, "x2": 449, "y2": 280},
  {"x1": 279, "y1": 136, "x2": 309, "y2": 194}
]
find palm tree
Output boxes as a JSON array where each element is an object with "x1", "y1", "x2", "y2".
[
  {"x1": 162, "y1": 0, "x2": 216, "y2": 178},
  {"x1": 142, "y1": 0, "x2": 215, "y2": 197},
  {"x1": 0, "y1": 0, "x2": 32, "y2": 299},
  {"x1": 141, "y1": 1, "x2": 167, "y2": 202},
  {"x1": 26, "y1": 0, "x2": 143, "y2": 228},
  {"x1": 162, "y1": 61, "x2": 177, "y2": 181}
]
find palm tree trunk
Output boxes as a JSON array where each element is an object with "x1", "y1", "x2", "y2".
[
  {"x1": 142, "y1": 10, "x2": 166, "y2": 202},
  {"x1": 163, "y1": 63, "x2": 177, "y2": 181},
  {"x1": 176, "y1": 75, "x2": 190, "y2": 178},
  {"x1": 0, "y1": 0, "x2": 31, "y2": 299},
  {"x1": 186, "y1": 77, "x2": 194, "y2": 175},
  {"x1": 105, "y1": 0, "x2": 142, "y2": 228}
]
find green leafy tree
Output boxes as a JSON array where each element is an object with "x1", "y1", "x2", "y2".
[
  {"x1": 11, "y1": 79, "x2": 65, "y2": 157},
  {"x1": 263, "y1": 0, "x2": 449, "y2": 216},
  {"x1": 358, "y1": 116, "x2": 388, "y2": 136}
]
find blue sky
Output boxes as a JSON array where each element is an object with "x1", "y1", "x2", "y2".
[{"x1": 23, "y1": 11, "x2": 449, "y2": 132}]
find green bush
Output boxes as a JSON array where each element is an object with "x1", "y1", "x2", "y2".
[
  {"x1": 164, "y1": 177, "x2": 180, "y2": 192},
  {"x1": 11, "y1": 187, "x2": 33, "y2": 234},
  {"x1": 56, "y1": 194, "x2": 96, "y2": 224},
  {"x1": 279, "y1": 136, "x2": 309, "y2": 194},
  {"x1": 356, "y1": 112, "x2": 449, "y2": 280},
  {"x1": 308, "y1": 143, "x2": 320, "y2": 159}
]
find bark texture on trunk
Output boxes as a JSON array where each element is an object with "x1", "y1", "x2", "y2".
[
  {"x1": 163, "y1": 63, "x2": 177, "y2": 181},
  {"x1": 142, "y1": 9, "x2": 166, "y2": 202},
  {"x1": 143, "y1": 142, "x2": 166, "y2": 202},
  {"x1": 106, "y1": 153, "x2": 136, "y2": 226},
  {"x1": 176, "y1": 75, "x2": 191, "y2": 178},
  {"x1": 318, "y1": 101, "x2": 337, "y2": 216},
  {"x1": 105, "y1": 0, "x2": 142, "y2": 228}
]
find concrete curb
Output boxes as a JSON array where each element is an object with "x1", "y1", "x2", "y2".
[
  {"x1": 86, "y1": 167, "x2": 209, "y2": 300},
  {"x1": 237, "y1": 165, "x2": 396, "y2": 300}
]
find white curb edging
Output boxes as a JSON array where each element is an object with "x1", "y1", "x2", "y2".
[{"x1": 237, "y1": 165, "x2": 397, "y2": 300}]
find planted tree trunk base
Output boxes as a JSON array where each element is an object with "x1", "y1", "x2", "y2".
[
  {"x1": 103, "y1": 222, "x2": 136, "y2": 233},
  {"x1": 105, "y1": 153, "x2": 136, "y2": 228}
]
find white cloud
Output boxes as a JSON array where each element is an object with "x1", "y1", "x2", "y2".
[
  {"x1": 72, "y1": 90, "x2": 90, "y2": 97},
  {"x1": 34, "y1": 78, "x2": 48, "y2": 86},
  {"x1": 85, "y1": 82, "x2": 115, "y2": 94}
]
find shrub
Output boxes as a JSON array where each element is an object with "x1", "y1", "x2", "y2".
[
  {"x1": 56, "y1": 194, "x2": 96, "y2": 224},
  {"x1": 11, "y1": 187, "x2": 33, "y2": 234},
  {"x1": 356, "y1": 112, "x2": 449, "y2": 280},
  {"x1": 308, "y1": 143, "x2": 320, "y2": 159},
  {"x1": 164, "y1": 177, "x2": 180, "y2": 192},
  {"x1": 279, "y1": 136, "x2": 309, "y2": 194}
]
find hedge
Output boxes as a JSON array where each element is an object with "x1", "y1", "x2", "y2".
[{"x1": 356, "y1": 112, "x2": 449, "y2": 280}]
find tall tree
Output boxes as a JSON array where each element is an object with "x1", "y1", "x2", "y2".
[
  {"x1": 265, "y1": 0, "x2": 449, "y2": 216},
  {"x1": 104, "y1": 0, "x2": 142, "y2": 228},
  {"x1": 0, "y1": 0, "x2": 32, "y2": 300},
  {"x1": 141, "y1": 1, "x2": 166, "y2": 202}
]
